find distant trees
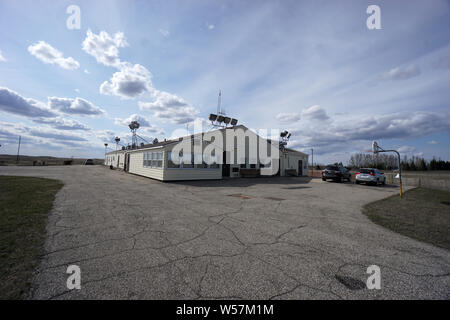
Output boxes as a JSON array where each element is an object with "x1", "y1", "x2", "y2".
[
  {"x1": 349, "y1": 153, "x2": 398, "y2": 170},
  {"x1": 348, "y1": 153, "x2": 450, "y2": 171}
]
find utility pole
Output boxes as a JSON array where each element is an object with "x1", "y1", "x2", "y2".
[
  {"x1": 104, "y1": 143, "x2": 108, "y2": 164},
  {"x1": 16, "y1": 135, "x2": 21, "y2": 163},
  {"x1": 311, "y1": 148, "x2": 314, "y2": 177}
]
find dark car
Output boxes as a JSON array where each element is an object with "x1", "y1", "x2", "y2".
[
  {"x1": 322, "y1": 165, "x2": 351, "y2": 182},
  {"x1": 84, "y1": 159, "x2": 94, "y2": 165}
]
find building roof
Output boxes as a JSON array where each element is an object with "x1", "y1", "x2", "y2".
[{"x1": 106, "y1": 125, "x2": 307, "y2": 156}]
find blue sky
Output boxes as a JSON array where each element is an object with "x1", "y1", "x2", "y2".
[{"x1": 0, "y1": 0, "x2": 449, "y2": 163}]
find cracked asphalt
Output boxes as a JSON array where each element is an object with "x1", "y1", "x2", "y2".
[{"x1": 1, "y1": 165, "x2": 449, "y2": 299}]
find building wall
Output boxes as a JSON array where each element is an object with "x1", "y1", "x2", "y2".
[
  {"x1": 124, "y1": 147, "x2": 222, "y2": 181},
  {"x1": 128, "y1": 150, "x2": 164, "y2": 180},
  {"x1": 280, "y1": 152, "x2": 308, "y2": 176},
  {"x1": 105, "y1": 126, "x2": 307, "y2": 180},
  {"x1": 105, "y1": 151, "x2": 126, "y2": 168}
]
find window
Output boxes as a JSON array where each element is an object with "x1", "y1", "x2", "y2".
[
  {"x1": 167, "y1": 151, "x2": 180, "y2": 168},
  {"x1": 182, "y1": 153, "x2": 194, "y2": 168},
  {"x1": 143, "y1": 153, "x2": 149, "y2": 167},
  {"x1": 156, "y1": 152, "x2": 163, "y2": 168},
  {"x1": 195, "y1": 154, "x2": 207, "y2": 168},
  {"x1": 143, "y1": 152, "x2": 163, "y2": 168}
]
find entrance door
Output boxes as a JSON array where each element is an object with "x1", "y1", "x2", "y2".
[
  {"x1": 298, "y1": 160, "x2": 303, "y2": 176},
  {"x1": 124, "y1": 153, "x2": 130, "y2": 172},
  {"x1": 222, "y1": 151, "x2": 230, "y2": 177}
]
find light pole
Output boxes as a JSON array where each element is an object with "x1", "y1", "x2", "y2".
[
  {"x1": 104, "y1": 143, "x2": 108, "y2": 164},
  {"x1": 372, "y1": 141, "x2": 403, "y2": 198},
  {"x1": 311, "y1": 148, "x2": 314, "y2": 177}
]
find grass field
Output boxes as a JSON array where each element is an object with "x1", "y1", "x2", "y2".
[
  {"x1": 0, "y1": 176, "x2": 63, "y2": 299},
  {"x1": 363, "y1": 187, "x2": 450, "y2": 250},
  {"x1": 0, "y1": 154, "x2": 103, "y2": 166}
]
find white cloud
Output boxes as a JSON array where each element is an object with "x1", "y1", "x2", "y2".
[
  {"x1": 428, "y1": 140, "x2": 438, "y2": 144},
  {"x1": 208, "y1": 24, "x2": 215, "y2": 30},
  {"x1": 381, "y1": 64, "x2": 421, "y2": 81},
  {"x1": 28, "y1": 41, "x2": 80, "y2": 70},
  {"x1": 276, "y1": 112, "x2": 300, "y2": 123},
  {"x1": 139, "y1": 91, "x2": 199, "y2": 124},
  {"x1": 32, "y1": 117, "x2": 90, "y2": 131},
  {"x1": 289, "y1": 111, "x2": 450, "y2": 151},
  {"x1": 0, "y1": 87, "x2": 56, "y2": 118},
  {"x1": 0, "y1": 121, "x2": 88, "y2": 150},
  {"x1": 48, "y1": 97, "x2": 106, "y2": 116},
  {"x1": 100, "y1": 63, "x2": 152, "y2": 99},
  {"x1": 159, "y1": 29, "x2": 170, "y2": 37},
  {"x1": 82, "y1": 29, "x2": 128, "y2": 68},
  {"x1": 301, "y1": 105, "x2": 329, "y2": 121},
  {"x1": 84, "y1": 69, "x2": 90, "y2": 74},
  {"x1": 0, "y1": 50, "x2": 6, "y2": 62},
  {"x1": 398, "y1": 145, "x2": 416, "y2": 154}
]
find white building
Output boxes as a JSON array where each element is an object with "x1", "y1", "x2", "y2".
[{"x1": 105, "y1": 125, "x2": 308, "y2": 181}]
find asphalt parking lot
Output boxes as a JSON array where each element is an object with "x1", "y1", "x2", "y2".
[{"x1": 1, "y1": 165, "x2": 449, "y2": 299}]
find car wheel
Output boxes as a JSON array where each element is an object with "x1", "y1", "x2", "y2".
[
  {"x1": 347, "y1": 176, "x2": 351, "y2": 182},
  {"x1": 355, "y1": 180, "x2": 360, "y2": 184},
  {"x1": 322, "y1": 178, "x2": 326, "y2": 181},
  {"x1": 382, "y1": 178, "x2": 386, "y2": 185}
]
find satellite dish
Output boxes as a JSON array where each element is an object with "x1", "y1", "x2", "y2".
[{"x1": 129, "y1": 121, "x2": 140, "y2": 130}]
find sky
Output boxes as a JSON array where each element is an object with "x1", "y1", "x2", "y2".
[{"x1": 0, "y1": 0, "x2": 449, "y2": 164}]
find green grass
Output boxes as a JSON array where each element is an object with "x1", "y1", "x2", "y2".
[
  {"x1": 363, "y1": 187, "x2": 450, "y2": 250},
  {"x1": 0, "y1": 176, "x2": 63, "y2": 299}
]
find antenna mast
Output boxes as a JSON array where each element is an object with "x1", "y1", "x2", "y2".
[{"x1": 217, "y1": 90, "x2": 223, "y2": 115}]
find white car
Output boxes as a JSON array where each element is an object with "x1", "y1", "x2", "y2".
[{"x1": 355, "y1": 168, "x2": 386, "y2": 185}]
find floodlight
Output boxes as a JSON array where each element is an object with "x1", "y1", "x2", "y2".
[
  {"x1": 280, "y1": 130, "x2": 288, "y2": 137},
  {"x1": 287, "y1": 133, "x2": 291, "y2": 139},
  {"x1": 217, "y1": 115, "x2": 225, "y2": 123},
  {"x1": 230, "y1": 118, "x2": 238, "y2": 126},
  {"x1": 209, "y1": 114, "x2": 218, "y2": 121},
  {"x1": 223, "y1": 117, "x2": 231, "y2": 124},
  {"x1": 115, "y1": 137, "x2": 120, "y2": 143}
]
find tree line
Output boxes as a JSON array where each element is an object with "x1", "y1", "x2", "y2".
[{"x1": 348, "y1": 153, "x2": 450, "y2": 171}]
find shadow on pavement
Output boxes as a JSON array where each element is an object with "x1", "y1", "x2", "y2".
[{"x1": 169, "y1": 176, "x2": 313, "y2": 188}]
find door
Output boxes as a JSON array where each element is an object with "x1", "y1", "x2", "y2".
[
  {"x1": 222, "y1": 151, "x2": 230, "y2": 177},
  {"x1": 298, "y1": 160, "x2": 303, "y2": 176},
  {"x1": 124, "y1": 153, "x2": 130, "y2": 172}
]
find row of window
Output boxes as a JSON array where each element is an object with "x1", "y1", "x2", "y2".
[
  {"x1": 167, "y1": 152, "x2": 219, "y2": 169},
  {"x1": 143, "y1": 152, "x2": 163, "y2": 168}
]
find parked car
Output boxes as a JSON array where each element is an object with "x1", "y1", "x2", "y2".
[
  {"x1": 355, "y1": 168, "x2": 385, "y2": 185},
  {"x1": 322, "y1": 165, "x2": 351, "y2": 182},
  {"x1": 84, "y1": 159, "x2": 94, "y2": 165}
]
